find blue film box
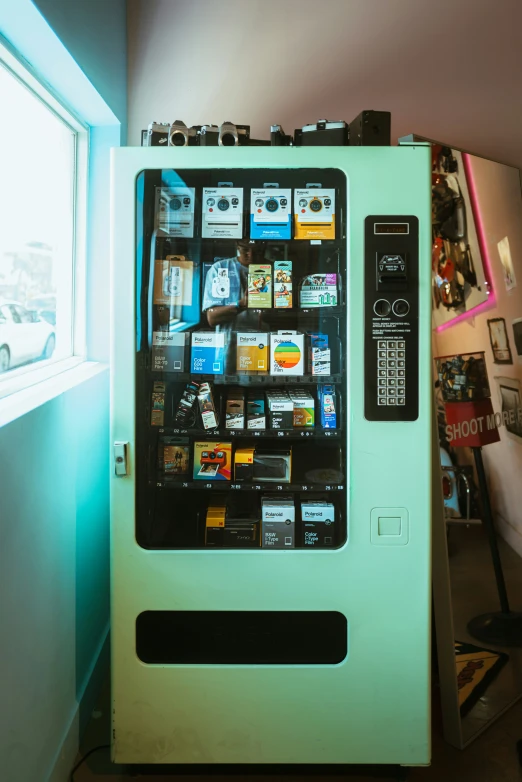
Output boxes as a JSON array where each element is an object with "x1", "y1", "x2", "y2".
[
  {"x1": 191, "y1": 332, "x2": 226, "y2": 375},
  {"x1": 319, "y1": 384, "x2": 337, "y2": 429}
]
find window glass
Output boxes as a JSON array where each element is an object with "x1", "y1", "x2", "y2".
[{"x1": 0, "y1": 62, "x2": 75, "y2": 378}]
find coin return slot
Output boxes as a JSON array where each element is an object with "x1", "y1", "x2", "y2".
[{"x1": 373, "y1": 299, "x2": 391, "y2": 317}]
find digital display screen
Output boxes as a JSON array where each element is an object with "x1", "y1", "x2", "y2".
[{"x1": 374, "y1": 223, "x2": 409, "y2": 235}]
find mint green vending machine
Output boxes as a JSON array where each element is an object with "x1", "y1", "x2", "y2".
[{"x1": 110, "y1": 143, "x2": 432, "y2": 770}]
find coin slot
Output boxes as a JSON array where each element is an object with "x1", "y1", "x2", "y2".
[
  {"x1": 392, "y1": 299, "x2": 410, "y2": 317},
  {"x1": 373, "y1": 299, "x2": 391, "y2": 317}
]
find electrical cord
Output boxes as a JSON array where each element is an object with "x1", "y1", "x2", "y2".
[{"x1": 70, "y1": 744, "x2": 110, "y2": 781}]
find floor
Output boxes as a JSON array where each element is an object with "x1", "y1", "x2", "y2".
[{"x1": 75, "y1": 523, "x2": 522, "y2": 781}]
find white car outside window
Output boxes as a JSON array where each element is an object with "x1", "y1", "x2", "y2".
[{"x1": 0, "y1": 301, "x2": 55, "y2": 372}]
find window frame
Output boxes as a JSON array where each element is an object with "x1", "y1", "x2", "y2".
[{"x1": 0, "y1": 37, "x2": 89, "y2": 401}]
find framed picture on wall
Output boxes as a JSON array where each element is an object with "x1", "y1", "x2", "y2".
[
  {"x1": 494, "y1": 376, "x2": 522, "y2": 442},
  {"x1": 487, "y1": 318, "x2": 513, "y2": 364},
  {"x1": 512, "y1": 318, "x2": 522, "y2": 364},
  {"x1": 497, "y1": 236, "x2": 517, "y2": 291}
]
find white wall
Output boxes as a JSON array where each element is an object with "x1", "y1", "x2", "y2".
[
  {"x1": 127, "y1": 0, "x2": 522, "y2": 168},
  {"x1": 434, "y1": 156, "x2": 522, "y2": 557}
]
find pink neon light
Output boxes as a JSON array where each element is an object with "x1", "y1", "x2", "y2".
[{"x1": 435, "y1": 152, "x2": 496, "y2": 332}]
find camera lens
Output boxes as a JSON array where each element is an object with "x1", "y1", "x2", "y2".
[
  {"x1": 310, "y1": 199, "x2": 322, "y2": 212},
  {"x1": 324, "y1": 198, "x2": 331, "y2": 207},
  {"x1": 265, "y1": 198, "x2": 278, "y2": 212},
  {"x1": 221, "y1": 132, "x2": 236, "y2": 146},
  {"x1": 218, "y1": 199, "x2": 230, "y2": 211},
  {"x1": 280, "y1": 198, "x2": 287, "y2": 206},
  {"x1": 170, "y1": 130, "x2": 187, "y2": 147},
  {"x1": 207, "y1": 198, "x2": 215, "y2": 207},
  {"x1": 183, "y1": 197, "x2": 191, "y2": 205},
  {"x1": 231, "y1": 197, "x2": 239, "y2": 206},
  {"x1": 169, "y1": 197, "x2": 181, "y2": 211}
]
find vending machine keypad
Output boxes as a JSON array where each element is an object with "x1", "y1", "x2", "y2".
[{"x1": 364, "y1": 216, "x2": 419, "y2": 421}]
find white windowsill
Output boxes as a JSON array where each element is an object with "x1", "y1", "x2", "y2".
[{"x1": 0, "y1": 358, "x2": 108, "y2": 429}]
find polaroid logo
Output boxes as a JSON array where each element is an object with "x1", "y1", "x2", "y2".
[
  {"x1": 265, "y1": 511, "x2": 285, "y2": 518},
  {"x1": 194, "y1": 335, "x2": 214, "y2": 345},
  {"x1": 239, "y1": 336, "x2": 258, "y2": 343},
  {"x1": 155, "y1": 334, "x2": 174, "y2": 343}
]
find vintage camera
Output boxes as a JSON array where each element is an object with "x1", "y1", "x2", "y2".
[
  {"x1": 211, "y1": 268, "x2": 231, "y2": 299},
  {"x1": 294, "y1": 120, "x2": 349, "y2": 147},
  {"x1": 270, "y1": 124, "x2": 293, "y2": 146},
  {"x1": 145, "y1": 121, "x2": 170, "y2": 146},
  {"x1": 348, "y1": 110, "x2": 391, "y2": 146},
  {"x1": 199, "y1": 124, "x2": 220, "y2": 146},
  {"x1": 219, "y1": 121, "x2": 250, "y2": 146},
  {"x1": 168, "y1": 120, "x2": 199, "y2": 147}
]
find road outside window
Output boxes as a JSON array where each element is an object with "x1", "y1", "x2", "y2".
[{"x1": 0, "y1": 62, "x2": 75, "y2": 378}]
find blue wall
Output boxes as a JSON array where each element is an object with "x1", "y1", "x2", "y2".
[{"x1": 32, "y1": 0, "x2": 127, "y2": 138}]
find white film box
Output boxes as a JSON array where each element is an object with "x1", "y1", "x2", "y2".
[
  {"x1": 270, "y1": 332, "x2": 304, "y2": 376},
  {"x1": 261, "y1": 497, "x2": 295, "y2": 548}
]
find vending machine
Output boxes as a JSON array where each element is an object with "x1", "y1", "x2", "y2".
[{"x1": 110, "y1": 143, "x2": 432, "y2": 769}]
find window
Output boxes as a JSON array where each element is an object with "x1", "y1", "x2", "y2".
[{"x1": 0, "y1": 42, "x2": 87, "y2": 396}]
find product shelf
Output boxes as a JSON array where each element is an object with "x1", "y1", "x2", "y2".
[
  {"x1": 152, "y1": 480, "x2": 345, "y2": 492},
  {"x1": 150, "y1": 373, "x2": 343, "y2": 385},
  {"x1": 155, "y1": 426, "x2": 342, "y2": 439}
]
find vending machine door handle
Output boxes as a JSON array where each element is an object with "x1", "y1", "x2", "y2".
[{"x1": 114, "y1": 441, "x2": 129, "y2": 476}]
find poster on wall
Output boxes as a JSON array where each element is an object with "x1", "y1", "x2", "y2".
[
  {"x1": 497, "y1": 236, "x2": 517, "y2": 291},
  {"x1": 487, "y1": 318, "x2": 513, "y2": 364},
  {"x1": 494, "y1": 376, "x2": 522, "y2": 443},
  {"x1": 431, "y1": 147, "x2": 490, "y2": 330}
]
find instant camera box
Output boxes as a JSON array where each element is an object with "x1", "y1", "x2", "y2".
[
  {"x1": 261, "y1": 496, "x2": 295, "y2": 548},
  {"x1": 234, "y1": 447, "x2": 255, "y2": 481},
  {"x1": 154, "y1": 186, "x2": 195, "y2": 238},
  {"x1": 153, "y1": 256, "x2": 194, "y2": 306},
  {"x1": 236, "y1": 332, "x2": 269, "y2": 373},
  {"x1": 205, "y1": 501, "x2": 227, "y2": 546},
  {"x1": 202, "y1": 187, "x2": 243, "y2": 239},
  {"x1": 152, "y1": 331, "x2": 188, "y2": 372},
  {"x1": 294, "y1": 188, "x2": 335, "y2": 240},
  {"x1": 247, "y1": 264, "x2": 272, "y2": 309},
  {"x1": 274, "y1": 261, "x2": 292, "y2": 308},
  {"x1": 301, "y1": 501, "x2": 336, "y2": 547},
  {"x1": 270, "y1": 332, "x2": 304, "y2": 376},
  {"x1": 250, "y1": 188, "x2": 292, "y2": 240},
  {"x1": 193, "y1": 441, "x2": 232, "y2": 481},
  {"x1": 191, "y1": 331, "x2": 226, "y2": 375}
]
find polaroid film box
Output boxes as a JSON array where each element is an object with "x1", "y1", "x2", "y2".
[
  {"x1": 151, "y1": 381, "x2": 166, "y2": 426},
  {"x1": 247, "y1": 394, "x2": 266, "y2": 429},
  {"x1": 160, "y1": 436, "x2": 190, "y2": 476},
  {"x1": 153, "y1": 257, "x2": 194, "y2": 306},
  {"x1": 270, "y1": 332, "x2": 304, "y2": 376},
  {"x1": 293, "y1": 188, "x2": 335, "y2": 240},
  {"x1": 266, "y1": 390, "x2": 293, "y2": 429},
  {"x1": 309, "y1": 334, "x2": 331, "y2": 375},
  {"x1": 301, "y1": 501, "x2": 336, "y2": 547},
  {"x1": 202, "y1": 187, "x2": 243, "y2": 239},
  {"x1": 226, "y1": 389, "x2": 245, "y2": 429},
  {"x1": 274, "y1": 261, "x2": 292, "y2": 308},
  {"x1": 191, "y1": 332, "x2": 226, "y2": 375},
  {"x1": 261, "y1": 497, "x2": 295, "y2": 548},
  {"x1": 289, "y1": 389, "x2": 315, "y2": 427},
  {"x1": 236, "y1": 332, "x2": 269, "y2": 373},
  {"x1": 299, "y1": 274, "x2": 339, "y2": 308},
  {"x1": 234, "y1": 447, "x2": 255, "y2": 481},
  {"x1": 152, "y1": 331, "x2": 188, "y2": 372},
  {"x1": 250, "y1": 188, "x2": 292, "y2": 240},
  {"x1": 319, "y1": 385, "x2": 337, "y2": 429},
  {"x1": 154, "y1": 186, "x2": 195, "y2": 238},
  {"x1": 193, "y1": 441, "x2": 232, "y2": 481},
  {"x1": 223, "y1": 519, "x2": 259, "y2": 548}
]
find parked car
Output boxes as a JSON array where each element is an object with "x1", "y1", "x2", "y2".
[{"x1": 0, "y1": 300, "x2": 56, "y2": 372}]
